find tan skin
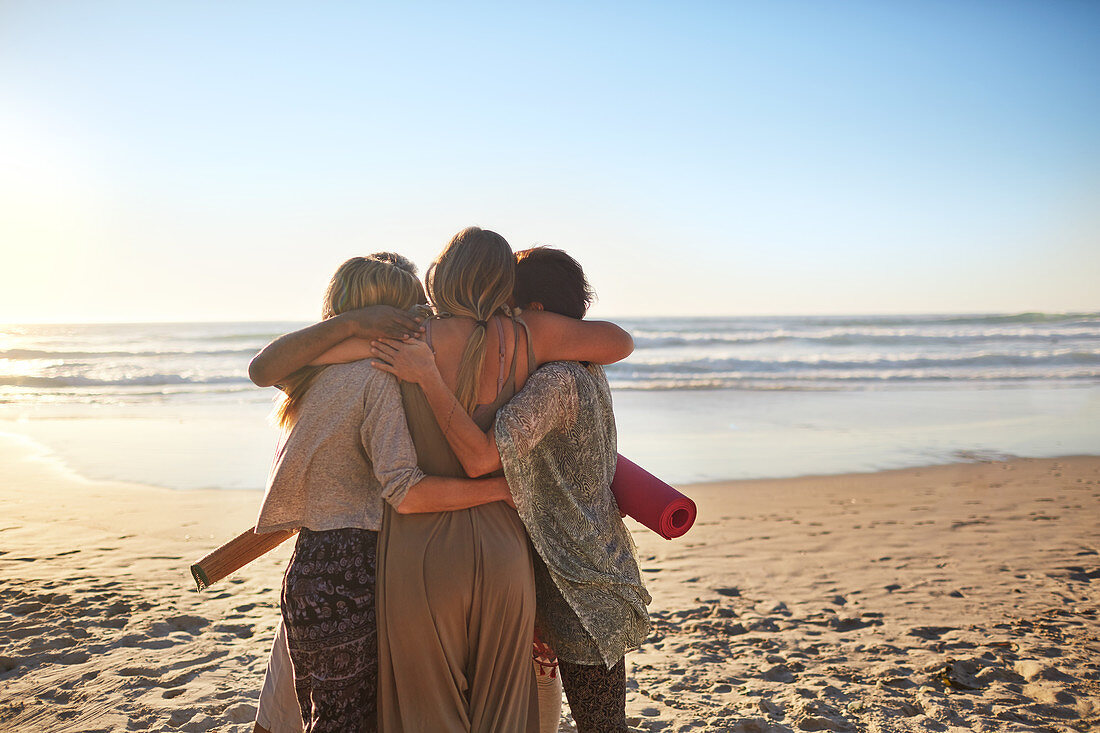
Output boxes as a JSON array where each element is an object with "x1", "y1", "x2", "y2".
[
  {"x1": 245, "y1": 305, "x2": 630, "y2": 507},
  {"x1": 247, "y1": 305, "x2": 629, "y2": 731},
  {"x1": 368, "y1": 318, "x2": 511, "y2": 477},
  {"x1": 251, "y1": 304, "x2": 633, "y2": 392},
  {"x1": 247, "y1": 304, "x2": 514, "y2": 513},
  {"x1": 310, "y1": 306, "x2": 632, "y2": 479},
  {"x1": 248, "y1": 305, "x2": 423, "y2": 388},
  {"x1": 313, "y1": 307, "x2": 632, "y2": 385}
]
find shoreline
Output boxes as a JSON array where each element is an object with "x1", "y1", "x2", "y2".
[
  {"x1": 1, "y1": 434, "x2": 1099, "y2": 731},
  {"x1": 2, "y1": 418, "x2": 1099, "y2": 493},
  {"x1": 679, "y1": 451, "x2": 1100, "y2": 489},
  {"x1": 5, "y1": 380, "x2": 1099, "y2": 490}
]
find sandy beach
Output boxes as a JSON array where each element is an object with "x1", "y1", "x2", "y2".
[{"x1": 1, "y1": 432, "x2": 1098, "y2": 732}]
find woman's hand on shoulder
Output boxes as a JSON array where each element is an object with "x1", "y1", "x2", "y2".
[
  {"x1": 369, "y1": 336, "x2": 441, "y2": 385},
  {"x1": 523, "y1": 310, "x2": 634, "y2": 366},
  {"x1": 341, "y1": 305, "x2": 425, "y2": 341}
]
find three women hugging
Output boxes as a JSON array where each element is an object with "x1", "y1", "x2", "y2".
[{"x1": 248, "y1": 227, "x2": 651, "y2": 733}]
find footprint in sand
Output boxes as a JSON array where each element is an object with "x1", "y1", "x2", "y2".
[
  {"x1": 828, "y1": 616, "x2": 880, "y2": 631},
  {"x1": 8, "y1": 601, "x2": 44, "y2": 615},
  {"x1": 118, "y1": 666, "x2": 160, "y2": 677},
  {"x1": 164, "y1": 614, "x2": 210, "y2": 633},
  {"x1": 761, "y1": 663, "x2": 795, "y2": 683},
  {"x1": 907, "y1": 626, "x2": 958, "y2": 640},
  {"x1": 789, "y1": 699, "x2": 854, "y2": 731},
  {"x1": 226, "y1": 702, "x2": 258, "y2": 724},
  {"x1": 212, "y1": 623, "x2": 254, "y2": 639}
]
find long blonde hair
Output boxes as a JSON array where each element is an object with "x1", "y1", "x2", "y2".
[
  {"x1": 425, "y1": 226, "x2": 515, "y2": 412},
  {"x1": 275, "y1": 253, "x2": 426, "y2": 428}
]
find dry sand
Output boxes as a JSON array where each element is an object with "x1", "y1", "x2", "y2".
[{"x1": 1, "y1": 432, "x2": 1098, "y2": 732}]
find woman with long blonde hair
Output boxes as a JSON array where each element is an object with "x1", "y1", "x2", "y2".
[
  {"x1": 249, "y1": 228, "x2": 634, "y2": 731},
  {"x1": 370, "y1": 247, "x2": 647, "y2": 733},
  {"x1": 252, "y1": 253, "x2": 514, "y2": 733}
]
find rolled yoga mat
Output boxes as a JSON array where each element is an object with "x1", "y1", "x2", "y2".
[
  {"x1": 191, "y1": 456, "x2": 694, "y2": 588},
  {"x1": 190, "y1": 526, "x2": 297, "y2": 591},
  {"x1": 611, "y1": 454, "x2": 697, "y2": 539}
]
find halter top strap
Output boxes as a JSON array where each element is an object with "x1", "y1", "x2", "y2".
[
  {"x1": 471, "y1": 315, "x2": 528, "y2": 422},
  {"x1": 515, "y1": 316, "x2": 536, "y2": 381},
  {"x1": 493, "y1": 316, "x2": 507, "y2": 394},
  {"x1": 425, "y1": 315, "x2": 506, "y2": 396},
  {"x1": 426, "y1": 313, "x2": 524, "y2": 421}
]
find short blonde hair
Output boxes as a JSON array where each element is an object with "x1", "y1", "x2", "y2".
[{"x1": 276, "y1": 253, "x2": 426, "y2": 428}]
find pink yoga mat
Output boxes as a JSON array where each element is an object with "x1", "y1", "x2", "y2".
[{"x1": 611, "y1": 454, "x2": 697, "y2": 540}]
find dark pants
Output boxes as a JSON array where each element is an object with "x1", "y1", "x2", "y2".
[
  {"x1": 281, "y1": 528, "x2": 378, "y2": 733},
  {"x1": 559, "y1": 658, "x2": 629, "y2": 733}
]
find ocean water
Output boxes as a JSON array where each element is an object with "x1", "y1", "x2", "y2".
[
  {"x1": 1, "y1": 314, "x2": 1098, "y2": 488},
  {"x1": 614, "y1": 313, "x2": 1100, "y2": 391}
]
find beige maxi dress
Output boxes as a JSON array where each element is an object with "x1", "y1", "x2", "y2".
[{"x1": 376, "y1": 316, "x2": 539, "y2": 733}]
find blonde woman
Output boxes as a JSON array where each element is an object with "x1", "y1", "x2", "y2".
[
  {"x1": 370, "y1": 247, "x2": 648, "y2": 733},
  {"x1": 250, "y1": 228, "x2": 633, "y2": 731},
  {"x1": 253, "y1": 253, "x2": 513, "y2": 732}
]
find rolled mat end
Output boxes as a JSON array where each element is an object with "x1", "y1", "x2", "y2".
[
  {"x1": 190, "y1": 563, "x2": 209, "y2": 592},
  {"x1": 659, "y1": 497, "x2": 698, "y2": 539},
  {"x1": 611, "y1": 454, "x2": 698, "y2": 540}
]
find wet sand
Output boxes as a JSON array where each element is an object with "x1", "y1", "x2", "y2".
[{"x1": 1, "y1": 433, "x2": 1097, "y2": 732}]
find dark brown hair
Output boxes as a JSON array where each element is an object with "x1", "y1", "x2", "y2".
[{"x1": 513, "y1": 247, "x2": 594, "y2": 319}]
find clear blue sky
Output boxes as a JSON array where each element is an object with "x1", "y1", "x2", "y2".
[{"x1": 1, "y1": 1, "x2": 1097, "y2": 321}]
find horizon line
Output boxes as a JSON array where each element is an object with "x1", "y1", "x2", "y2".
[{"x1": 3, "y1": 309, "x2": 1098, "y2": 327}]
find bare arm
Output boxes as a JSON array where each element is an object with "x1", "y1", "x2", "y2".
[
  {"x1": 370, "y1": 337, "x2": 501, "y2": 477},
  {"x1": 521, "y1": 310, "x2": 634, "y2": 366},
  {"x1": 360, "y1": 368, "x2": 511, "y2": 513},
  {"x1": 394, "y1": 475, "x2": 513, "y2": 514},
  {"x1": 248, "y1": 306, "x2": 423, "y2": 388},
  {"x1": 311, "y1": 337, "x2": 375, "y2": 366},
  {"x1": 366, "y1": 311, "x2": 633, "y2": 474}
]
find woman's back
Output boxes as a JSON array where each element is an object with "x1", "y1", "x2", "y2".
[
  {"x1": 400, "y1": 313, "x2": 532, "y2": 477},
  {"x1": 376, "y1": 312, "x2": 540, "y2": 732},
  {"x1": 426, "y1": 313, "x2": 532, "y2": 408}
]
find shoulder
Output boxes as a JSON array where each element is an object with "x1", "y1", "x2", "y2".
[
  {"x1": 316, "y1": 359, "x2": 372, "y2": 384},
  {"x1": 515, "y1": 361, "x2": 586, "y2": 406},
  {"x1": 314, "y1": 361, "x2": 398, "y2": 395},
  {"x1": 517, "y1": 309, "x2": 567, "y2": 333},
  {"x1": 533, "y1": 360, "x2": 604, "y2": 385},
  {"x1": 529, "y1": 360, "x2": 587, "y2": 385}
]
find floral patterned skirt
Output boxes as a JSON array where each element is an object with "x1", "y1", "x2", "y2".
[{"x1": 281, "y1": 527, "x2": 378, "y2": 733}]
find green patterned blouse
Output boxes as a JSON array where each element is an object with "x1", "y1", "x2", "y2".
[{"x1": 495, "y1": 361, "x2": 651, "y2": 667}]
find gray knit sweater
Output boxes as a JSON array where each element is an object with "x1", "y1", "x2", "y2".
[{"x1": 255, "y1": 362, "x2": 425, "y2": 533}]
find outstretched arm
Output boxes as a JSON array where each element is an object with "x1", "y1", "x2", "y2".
[
  {"x1": 366, "y1": 311, "x2": 633, "y2": 474},
  {"x1": 248, "y1": 306, "x2": 423, "y2": 388},
  {"x1": 370, "y1": 337, "x2": 502, "y2": 477},
  {"x1": 522, "y1": 310, "x2": 634, "y2": 366}
]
